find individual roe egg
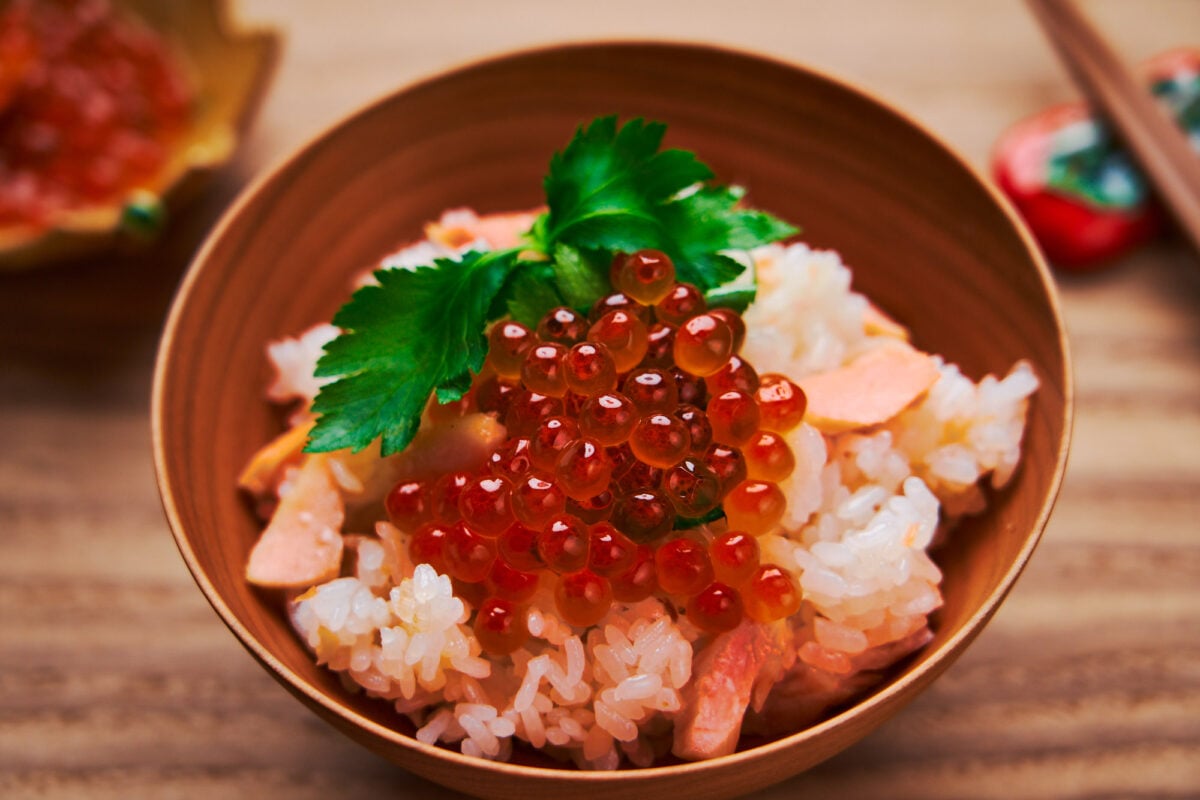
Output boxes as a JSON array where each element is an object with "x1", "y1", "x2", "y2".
[
  {"x1": 611, "y1": 487, "x2": 676, "y2": 543},
  {"x1": 615, "y1": 459, "x2": 664, "y2": 493},
  {"x1": 654, "y1": 537, "x2": 714, "y2": 596},
  {"x1": 629, "y1": 413, "x2": 690, "y2": 468},
  {"x1": 723, "y1": 479, "x2": 787, "y2": 536},
  {"x1": 561, "y1": 341, "x2": 618, "y2": 397},
  {"x1": 457, "y1": 475, "x2": 515, "y2": 537},
  {"x1": 743, "y1": 430, "x2": 796, "y2": 482},
  {"x1": 567, "y1": 489, "x2": 615, "y2": 524},
  {"x1": 537, "y1": 513, "x2": 590, "y2": 573},
  {"x1": 622, "y1": 367, "x2": 678, "y2": 414},
  {"x1": 444, "y1": 520, "x2": 497, "y2": 583},
  {"x1": 662, "y1": 457, "x2": 721, "y2": 518},
  {"x1": 705, "y1": 354, "x2": 760, "y2": 395},
  {"x1": 578, "y1": 392, "x2": 637, "y2": 446},
  {"x1": 612, "y1": 249, "x2": 676, "y2": 305},
  {"x1": 486, "y1": 320, "x2": 536, "y2": 379},
  {"x1": 498, "y1": 521, "x2": 543, "y2": 572},
  {"x1": 504, "y1": 390, "x2": 564, "y2": 436},
  {"x1": 485, "y1": 558, "x2": 540, "y2": 604},
  {"x1": 432, "y1": 470, "x2": 473, "y2": 521},
  {"x1": 587, "y1": 309, "x2": 649, "y2": 373},
  {"x1": 687, "y1": 582, "x2": 745, "y2": 633},
  {"x1": 744, "y1": 564, "x2": 802, "y2": 622},
  {"x1": 708, "y1": 389, "x2": 762, "y2": 447},
  {"x1": 473, "y1": 375, "x2": 518, "y2": 417},
  {"x1": 642, "y1": 322, "x2": 676, "y2": 367},
  {"x1": 521, "y1": 342, "x2": 569, "y2": 398},
  {"x1": 529, "y1": 415, "x2": 580, "y2": 473},
  {"x1": 537, "y1": 306, "x2": 587, "y2": 344},
  {"x1": 487, "y1": 436, "x2": 533, "y2": 481},
  {"x1": 511, "y1": 472, "x2": 567, "y2": 530},
  {"x1": 589, "y1": 291, "x2": 649, "y2": 324},
  {"x1": 610, "y1": 544, "x2": 657, "y2": 602},
  {"x1": 673, "y1": 403, "x2": 713, "y2": 454},
  {"x1": 385, "y1": 478, "x2": 431, "y2": 533},
  {"x1": 555, "y1": 438, "x2": 612, "y2": 500},
  {"x1": 673, "y1": 313, "x2": 734, "y2": 377},
  {"x1": 408, "y1": 521, "x2": 452, "y2": 574},
  {"x1": 709, "y1": 530, "x2": 760, "y2": 586},
  {"x1": 654, "y1": 282, "x2": 706, "y2": 326},
  {"x1": 672, "y1": 368, "x2": 706, "y2": 408},
  {"x1": 554, "y1": 569, "x2": 613, "y2": 627},
  {"x1": 587, "y1": 521, "x2": 638, "y2": 577},
  {"x1": 474, "y1": 596, "x2": 530, "y2": 655},
  {"x1": 704, "y1": 442, "x2": 748, "y2": 498},
  {"x1": 756, "y1": 374, "x2": 808, "y2": 432}
]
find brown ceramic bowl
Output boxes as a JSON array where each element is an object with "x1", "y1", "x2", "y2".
[{"x1": 153, "y1": 42, "x2": 1071, "y2": 800}]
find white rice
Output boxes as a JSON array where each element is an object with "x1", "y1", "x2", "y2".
[{"x1": 272, "y1": 238, "x2": 1037, "y2": 767}]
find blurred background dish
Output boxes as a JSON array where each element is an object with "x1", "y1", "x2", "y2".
[{"x1": 0, "y1": 0, "x2": 278, "y2": 269}]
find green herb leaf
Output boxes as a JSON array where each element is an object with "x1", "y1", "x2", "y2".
[
  {"x1": 705, "y1": 284, "x2": 757, "y2": 314},
  {"x1": 306, "y1": 249, "x2": 521, "y2": 455},
  {"x1": 543, "y1": 116, "x2": 713, "y2": 254},
  {"x1": 499, "y1": 263, "x2": 563, "y2": 326},
  {"x1": 660, "y1": 186, "x2": 798, "y2": 289},
  {"x1": 543, "y1": 118, "x2": 797, "y2": 292},
  {"x1": 552, "y1": 242, "x2": 610, "y2": 310}
]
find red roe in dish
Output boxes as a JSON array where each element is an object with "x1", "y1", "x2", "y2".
[
  {"x1": 588, "y1": 309, "x2": 649, "y2": 372},
  {"x1": 554, "y1": 569, "x2": 613, "y2": 627},
  {"x1": 687, "y1": 582, "x2": 744, "y2": 633},
  {"x1": 562, "y1": 341, "x2": 618, "y2": 397},
  {"x1": 612, "y1": 249, "x2": 676, "y2": 305},
  {"x1": 487, "y1": 321, "x2": 536, "y2": 379},
  {"x1": 474, "y1": 597, "x2": 530, "y2": 654},
  {"x1": 402, "y1": 255, "x2": 811, "y2": 634},
  {"x1": 744, "y1": 565, "x2": 802, "y2": 622},
  {"x1": 674, "y1": 313, "x2": 734, "y2": 377},
  {"x1": 0, "y1": 0, "x2": 194, "y2": 228},
  {"x1": 537, "y1": 306, "x2": 588, "y2": 344},
  {"x1": 756, "y1": 374, "x2": 807, "y2": 432}
]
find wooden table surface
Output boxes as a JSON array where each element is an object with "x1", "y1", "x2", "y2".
[{"x1": 2, "y1": 1, "x2": 1198, "y2": 797}]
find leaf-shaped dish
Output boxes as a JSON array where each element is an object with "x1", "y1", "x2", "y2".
[{"x1": 0, "y1": 0, "x2": 279, "y2": 270}]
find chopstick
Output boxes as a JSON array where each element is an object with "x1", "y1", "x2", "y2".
[{"x1": 1026, "y1": 0, "x2": 1200, "y2": 258}]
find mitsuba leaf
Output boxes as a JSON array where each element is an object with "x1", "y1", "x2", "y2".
[
  {"x1": 543, "y1": 116, "x2": 713, "y2": 255},
  {"x1": 552, "y1": 242, "x2": 610, "y2": 310},
  {"x1": 499, "y1": 263, "x2": 563, "y2": 326},
  {"x1": 659, "y1": 186, "x2": 799, "y2": 290},
  {"x1": 306, "y1": 249, "x2": 521, "y2": 455}
]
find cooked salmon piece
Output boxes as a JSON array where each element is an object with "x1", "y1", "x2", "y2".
[
  {"x1": 237, "y1": 418, "x2": 314, "y2": 496},
  {"x1": 425, "y1": 208, "x2": 542, "y2": 251},
  {"x1": 744, "y1": 624, "x2": 935, "y2": 736},
  {"x1": 799, "y1": 340, "x2": 941, "y2": 433},
  {"x1": 245, "y1": 454, "x2": 345, "y2": 589},
  {"x1": 672, "y1": 621, "x2": 793, "y2": 760}
]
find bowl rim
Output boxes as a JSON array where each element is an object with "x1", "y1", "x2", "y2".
[{"x1": 152, "y1": 37, "x2": 1074, "y2": 782}]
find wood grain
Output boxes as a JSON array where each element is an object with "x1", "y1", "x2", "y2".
[{"x1": 2, "y1": 1, "x2": 1198, "y2": 798}]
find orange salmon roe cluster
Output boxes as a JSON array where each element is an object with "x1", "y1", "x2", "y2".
[{"x1": 387, "y1": 250, "x2": 809, "y2": 653}]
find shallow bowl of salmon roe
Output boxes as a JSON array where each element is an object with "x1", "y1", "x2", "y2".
[
  {"x1": 155, "y1": 41, "x2": 1071, "y2": 800},
  {"x1": 0, "y1": 0, "x2": 278, "y2": 269}
]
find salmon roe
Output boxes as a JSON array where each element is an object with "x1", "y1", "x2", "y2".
[{"x1": 415, "y1": 252, "x2": 817, "y2": 634}]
